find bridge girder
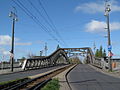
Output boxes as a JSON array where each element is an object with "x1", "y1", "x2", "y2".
[
  {"x1": 22, "y1": 48, "x2": 69, "y2": 70},
  {"x1": 22, "y1": 47, "x2": 96, "y2": 70}
]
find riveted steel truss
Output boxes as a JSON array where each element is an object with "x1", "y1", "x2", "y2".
[
  {"x1": 22, "y1": 48, "x2": 69, "y2": 70},
  {"x1": 22, "y1": 47, "x2": 100, "y2": 70}
]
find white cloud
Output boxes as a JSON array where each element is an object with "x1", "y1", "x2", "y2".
[
  {"x1": 2, "y1": 51, "x2": 10, "y2": 56},
  {"x1": 35, "y1": 40, "x2": 44, "y2": 44},
  {"x1": 0, "y1": 35, "x2": 11, "y2": 45},
  {"x1": 16, "y1": 42, "x2": 32, "y2": 45},
  {"x1": 75, "y1": 3, "x2": 104, "y2": 14},
  {"x1": 75, "y1": 0, "x2": 120, "y2": 14},
  {"x1": 110, "y1": 22, "x2": 120, "y2": 30},
  {"x1": 0, "y1": 48, "x2": 10, "y2": 56},
  {"x1": 0, "y1": 35, "x2": 32, "y2": 46},
  {"x1": 85, "y1": 20, "x2": 120, "y2": 33}
]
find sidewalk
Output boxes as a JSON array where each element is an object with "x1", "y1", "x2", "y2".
[
  {"x1": 53, "y1": 64, "x2": 77, "y2": 90},
  {"x1": 89, "y1": 64, "x2": 120, "y2": 78}
]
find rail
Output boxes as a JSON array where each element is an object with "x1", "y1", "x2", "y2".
[{"x1": 1, "y1": 64, "x2": 73, "y2": 90}]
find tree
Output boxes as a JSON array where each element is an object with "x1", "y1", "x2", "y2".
[
  {"x1": 95, "y1": 45, "x2": 107, "y2": 58},
  {"x1": 69, "y1": 57, "x2": 82, "y2": 64},
  {"x1": 17, "y1": 57, "x2": 26, "y2": 63},
  {"x1": 98, "y1": 46, "x2": 103, "y2": 58},
  {"x1": 102, "y1": 49, "x2": 106, "y2": 57},
  {"x1": 21, "y1": 57, "x2": 26, "y2": 60},
  {"x1": 56, "y1": 44, "x2": 60, "y2": 49},
  {"x1": 95, "y1": 49, "x2": 99, "y2": 57}
]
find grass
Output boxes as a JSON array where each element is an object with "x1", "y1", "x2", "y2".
[
  {"x1": 0, "y1": 78, "x2": 21, "y2": 85},
  {"x1": 41, "y1": 78, "x2": 60, "y2": 90},
  {"x1": 0, "y1": 77, "x2": 28, "y2": 85},
  {"x1": 108, "y1": 70, "x2": 115, "y2": 72}
]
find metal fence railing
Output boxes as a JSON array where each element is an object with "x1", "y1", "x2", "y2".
[{"x1": 0, "y1": 62, "x2": 20, "y2": 69}]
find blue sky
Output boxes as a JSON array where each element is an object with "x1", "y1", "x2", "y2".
[{"x1": 0, "y1": 0, "x2": 120, "y2": 61}]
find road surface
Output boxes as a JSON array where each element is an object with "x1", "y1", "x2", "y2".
[
  {"x1": 68, "y1": 64, "x2": 120, "y2": 90},
  {"x1": 0, "y1": 65, "x2": 64, "y2": 82}
]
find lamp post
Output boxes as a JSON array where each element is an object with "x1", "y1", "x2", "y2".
[
  {"x1": 9, "y1": 7, "x2": 18, "y2": 72},
  {"x1": 104, "y1": 2, "x2": 112, "y2": 71}
]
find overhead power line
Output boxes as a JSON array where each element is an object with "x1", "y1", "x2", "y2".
[
  {"x1": 28, "y1": 0, "x2": 55, "y2": 32},
  {"x1": 12, "y1": 0, "x2": 63, "y2": 45},
  {"x1": 38, "y1": 0, "x2": 68, "y2": 46}
]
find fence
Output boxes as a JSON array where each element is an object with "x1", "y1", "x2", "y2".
[{"x1": 0, "y1": 62, "x2": 20, "y2": 69}]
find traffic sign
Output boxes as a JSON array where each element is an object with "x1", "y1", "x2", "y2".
[
  {"x1": 108, "y1": 52, "x2": 113, "y2": 57},
  {"x1": 108, "y1": 45, "x2": 112, "y2": 51}
]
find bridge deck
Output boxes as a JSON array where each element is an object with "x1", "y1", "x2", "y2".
[{"x1": 68, "y1": 64, "x2": 120, "y2": 90}]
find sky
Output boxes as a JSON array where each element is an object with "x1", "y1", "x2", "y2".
[{"x1": 0, "y1": 0, "x2": 120, "y2": 61}]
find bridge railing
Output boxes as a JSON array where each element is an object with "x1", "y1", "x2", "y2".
[
  {"x1": 22, "y1": 48, "x2": 69, "y2": 70},
  {"x1": 87, "y1": 48, "x2": 106, "y2": 68},
  {"x1": 92, "y1": 56, "x2": 120, "y2": 70},
  {"x1": 0, "y1": 62, "x2": 20, "y2": 69}
]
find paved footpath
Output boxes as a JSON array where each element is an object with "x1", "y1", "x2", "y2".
[
  {"x1": 54, "y1": 64, "x2": 77, "y2": 90},
  {"x1": 68, "y1": 64, "x2": 120, "y2": 90}
]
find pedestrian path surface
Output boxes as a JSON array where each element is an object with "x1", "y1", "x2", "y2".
[{"x1": 68, "y1": 64, "x2": 120, "y2": 90}]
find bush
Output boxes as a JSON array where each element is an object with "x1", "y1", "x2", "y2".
[{"x1": 41, "y1": 78, "x2": 60, "y2": 90}]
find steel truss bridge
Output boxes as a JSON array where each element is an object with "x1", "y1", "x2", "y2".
[{"x1": 22, "y1": 47, "x2": 103, "y2": 70}]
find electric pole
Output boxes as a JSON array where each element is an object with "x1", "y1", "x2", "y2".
[
  {"x1": 9, "y1": 7, "x2": 18, "y2": 72},
  {"x1": 45, "y1": 43, "x2": 48, "y2": 56},
  {"x1": 40, "y1": 50, "x2": 43, "y2": 56},
  {"x1": 93, "y1": 42, "x2": 96, "y2": 54},
  {"x1": 104, "y1": 0, "x2": 112, "y2": 71},
  {"x1": 2, "y1": 55, "x2": 5, "y2": 69}
]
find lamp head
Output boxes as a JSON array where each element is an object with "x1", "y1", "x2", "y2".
[
  {"x1": 104, "y1": 12, "x2": 108, "y2": 16},
  {"x1": 15, "y1": 18, "x2": 18, "y2": 21},
  {"x1": 9, "y1": 12, "x2": 12, "y2": 17}
]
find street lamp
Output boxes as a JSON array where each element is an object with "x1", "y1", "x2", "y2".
[
  {"x1": 9, "y1": 7, "x2": 18, "y2": 72},
  {"x1": 104, "y1": 2, "x2": 112, "y2": 71}
]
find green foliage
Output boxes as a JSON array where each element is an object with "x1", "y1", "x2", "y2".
[
  {"x1": 69, "y1": 57, "x2": 82, "y2": 64},
  {"x1": 41, "y1": 78, "x2": 60, "y2": 90},
  {"x1": 17, "y1": 57, "x2": 26, "y2": 62},
  {"x1": 98, "y1": 46, "x2": 103, "y2": 57},
  {"x1": 95, "y1": 46, "x2": 106, "y2": 58},
  {"x1": 102, "y1": 49, "x2": 106, "y2": 57},
  {"x1": 95, "y1": 49, "x2": 99, "y2": 57},
  {"x1": 21, "y1": 57, "x2": 26, "y2": 60},
  {"x1": 0, "y1": 78, "x2": 22, "y2": 85},
  {"x1": 56, "y1": 44, "x2": 60, "y2": 50}
]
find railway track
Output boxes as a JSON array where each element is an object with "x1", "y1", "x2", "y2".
[{"x1": 1, "y1": 64, "x2": 72, "y2": 90}]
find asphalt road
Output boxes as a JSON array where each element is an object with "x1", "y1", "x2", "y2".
[
  {"x1": 67, "y1": 64, "x2": 120, "y2": 90},
  {"x1": 0, "y1": 65, "x2": 64, "y2": 82}
]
